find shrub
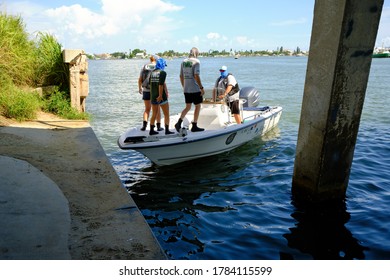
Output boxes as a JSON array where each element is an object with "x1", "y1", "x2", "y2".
[
  {"x1": 43, "y1": 89, "x2": 89, "y2": 120},
  {"x1": 0, "y1": 77, "x2": 41, "y2": 121}
]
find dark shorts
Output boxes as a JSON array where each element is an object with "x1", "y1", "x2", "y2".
[
  {"x1": 229, "y1": 100, "x2": 240, "y2": 114},
  {"x1": 184, "y1": 92, "x2": 203, "y2": 105},
  {"x1": 151, "y1": 100, "x2": 168, "y2": 105},
  {"x1": 142, "y1": 91, "x2": 151, "y2": 101}
]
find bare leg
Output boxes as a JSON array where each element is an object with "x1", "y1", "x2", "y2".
[
  {"x1": 175, "y1": 103, "x2": 192, "y2": 132},
  {"x1": 193, "y1": 104, "x2": 201, "y2": 123},
  {"x1": 141, "y1": 99, "x2": 151, "y2": 130},
  {"x1": 160, "y1": 103, "x2": 170, "y2": 125},
  {"x1": 143, "y1": 100, "x2": 151, "y2": 121},
  {"x1": 156, "y1": 106, "x2": 161, "y2": 123},
  {"x1": 149, "y1": 104, "x2": 159, "y2": 135},
  {"x1": 150, "y1": 104, "x2": 159, "y2": 125},
  {"x1": 180, "y1": 103, "x2": 192, "y2": 120},
  {"x1": 156, "y1": 106, "x2": 164, "y2": 131},
  {"x1": 234, "y1": 113, "x2": 242, "y2": 124},
  {"x1": 160, "y1": 103, "x2": 174, "y2": 135},
  {"x1": 191, "y1": 104, "x2": 204, "y2": 132}
]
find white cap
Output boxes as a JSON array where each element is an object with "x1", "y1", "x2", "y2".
[{"x1": 220, "y1": 65, "x2": 227, "y2": 71}]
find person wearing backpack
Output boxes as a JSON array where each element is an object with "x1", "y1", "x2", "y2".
[
  {"x1": 213, "y1": 65, "x2": 242, "y2": 124},
  {"x1": 138, "y1": 54, "x2": 162, "y2": 131}
]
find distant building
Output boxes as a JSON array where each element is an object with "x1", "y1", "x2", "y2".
[
  {"x1": 135, "y1": 52, "x2": 145, "y2": 59},
  {"x1": 94, "y1": 53, "x2": 112, "y2": 60}
]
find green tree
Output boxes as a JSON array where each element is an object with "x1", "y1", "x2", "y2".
[
  {"x1": 111, "y1": 52, "x2": 127, "y2": 59},
  {"x1": 130, "y1": 48, "x2": 145, "y2": 58}
]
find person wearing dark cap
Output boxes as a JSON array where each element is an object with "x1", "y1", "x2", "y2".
[
  {"x1": 175, "y1": 47, "x2": 205, "y2": 132},
  {"x1": 149, "y1": 58, "x2": 174, "y2": 135},
  {"x1": 138, "y1": 54, "x2": 163, "y2": 131},
  {"x1": 213, "y1": 65, "x2": 242, "y2": 124}
]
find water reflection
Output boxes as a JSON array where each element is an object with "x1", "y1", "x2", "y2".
[
  {"x1": 282, "y1": 198, "x2": 369, "y2": 259},
  {"x1": 125, "y1": 137, "x2": 264, "y2": 209},
  {"x1": 123, "y1": 137, "x2": 273, "y2": 259}
]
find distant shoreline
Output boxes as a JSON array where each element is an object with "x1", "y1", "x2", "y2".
[{"x1": 89, "y1": 53, "x2": 309, "y2": 60}]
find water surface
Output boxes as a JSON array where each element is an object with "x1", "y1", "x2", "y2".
[{"x1": 87, "y1": 56, "x2": 390, "y2": 259}]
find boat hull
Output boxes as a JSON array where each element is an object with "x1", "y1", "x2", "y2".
[
  {"x1": 372, "y1": 53, "x2": 389, "y2": 58},
  {"x1": 118, "y1": 105, "x2": 282, "y2": 166}
]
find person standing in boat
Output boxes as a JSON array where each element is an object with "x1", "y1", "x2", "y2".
[
  {"x1": 138, "y1": 54, "x2": 163, "y2": 131},
  {"x1": 174, "y1": 47, "x2": 205, "y2": 132},
  {"x1": 213, "y1": 65, "x2": 242, "y2": 124},
  {"x1": 149, "y1": 58, "x2": 174, "y2": 135}
]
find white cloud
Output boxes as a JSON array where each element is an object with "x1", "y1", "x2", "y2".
[
  {"x1": 50, "y1": 1, "x2": 183, "y2": 38},
  {"x1": 44, "y1": 4, "x2": 116, "y2": 39},
  {"x1": 4, "y1": 0, "x2": 183, "y2": 52},
  {"x1": 207, "y1": 32, "x2": 221, "y2": 39}
]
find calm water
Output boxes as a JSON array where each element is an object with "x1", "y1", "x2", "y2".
[{"x1": 86, "y1": 56, "x2": 390, "y2": 260}]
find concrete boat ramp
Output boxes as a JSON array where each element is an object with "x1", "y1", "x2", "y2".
[{"x1": 0, "y1": 114, "x2": 166, "y2": 259}]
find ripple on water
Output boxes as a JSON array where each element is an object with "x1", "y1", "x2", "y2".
[{"x1": 88, "y1": 58, "x2": 390, "y2": 260}]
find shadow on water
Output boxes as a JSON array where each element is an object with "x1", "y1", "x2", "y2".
[{"x1": 282, "y1": 198, "x2": 369, "y2": 260}]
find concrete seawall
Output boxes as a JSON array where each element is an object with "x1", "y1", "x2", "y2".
[{"x1": 0, "y1": 114, "x2": 166, "y2": 259}]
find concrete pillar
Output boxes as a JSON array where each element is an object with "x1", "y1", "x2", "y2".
[
  {"x1": 292, "y1": 0, "x2": 384, "y2": 202},
  {"x1": 70, "y1": 65, "x2": 81, "y2": 110},
  {"x1": 63, "y1": 49, "x2": 89, "y2": 112}
]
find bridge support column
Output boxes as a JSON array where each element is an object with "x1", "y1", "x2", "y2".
[{"x1": 292, "y1": 0, "x2": 384, "y2": 202}]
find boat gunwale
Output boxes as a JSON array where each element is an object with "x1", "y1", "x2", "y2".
[{"x1": 118, "y1": 106, "x2": 282, "y2": 151}]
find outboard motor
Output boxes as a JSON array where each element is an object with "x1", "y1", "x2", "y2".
[{"x1": 239, "y1": 86, "x2": 260, "y2": 107}]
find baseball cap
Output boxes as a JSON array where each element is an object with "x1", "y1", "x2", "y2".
[{"x1": 219, "y1": 65, "x2": 227, "y2": 71}]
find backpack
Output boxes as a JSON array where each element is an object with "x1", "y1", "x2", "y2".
[{"x1": 141, "y1": 64, "x2": 155, "y2": 89}]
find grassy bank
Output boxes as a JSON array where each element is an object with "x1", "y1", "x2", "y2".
[{"x1": 0, "y1": 12, "x2": 88, "y2": 121}]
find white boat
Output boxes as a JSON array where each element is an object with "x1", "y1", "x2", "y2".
[{"x1": 118, "y1": 87, "x2": 282, "y2": 166}]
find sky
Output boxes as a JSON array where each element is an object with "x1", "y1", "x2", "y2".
[{"x1": 2, "y1": 0, "x2": 390, "y2": 55}]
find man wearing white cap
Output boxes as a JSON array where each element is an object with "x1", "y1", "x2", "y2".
[{"x1": 213, "y1": 65, "x2": 242, "y2": 124}]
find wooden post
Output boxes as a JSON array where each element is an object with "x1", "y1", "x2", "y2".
[{"x1": 292, "y1": 0, "x2": 384, "y2": 202}]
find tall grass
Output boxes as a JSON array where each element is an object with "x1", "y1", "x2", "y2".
[
  {"x1": 0, "y1": 12, "x2": 88, "y2": 121},
  {"x1": 34, "y1": 32, "x2": 69, "y2": 89},
  {"x1": 0, "y1": 12, "x2": 36, "y2": 86}
]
